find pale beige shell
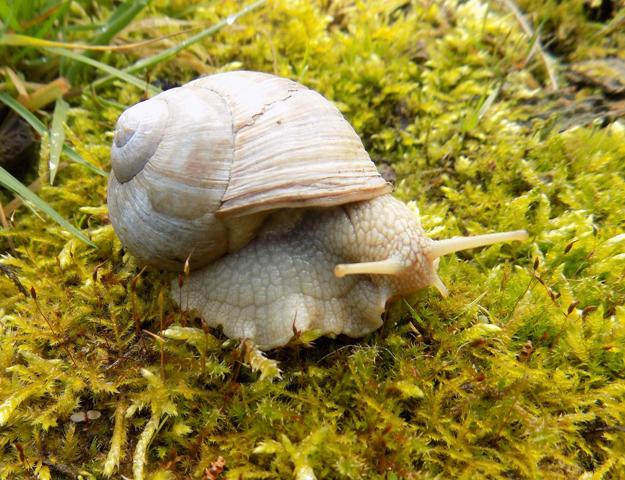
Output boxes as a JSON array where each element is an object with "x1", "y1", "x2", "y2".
[{"x1": 107, "y1": 71, "x2": 391, "y2": 270}]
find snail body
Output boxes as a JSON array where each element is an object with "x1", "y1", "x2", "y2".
[{"x1": 108, "y1": 71, "x2": 527, "y2": 349}]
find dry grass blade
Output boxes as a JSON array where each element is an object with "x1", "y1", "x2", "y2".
[
  {"x1": 499, "y1": 0, "x2": 559, "y2": 90},
  {"x1": 88, "y1": 0, "x2": 148, "y2": 47},
  {"x1": 0, "y1": 199, "x2": 16, "y2": 255},
  {"x1": 19, "y1": 78, "x2": 70, "y2": 111},
  {"x1": 0, "y1": 32, "x2": 188, "y2": 52}
]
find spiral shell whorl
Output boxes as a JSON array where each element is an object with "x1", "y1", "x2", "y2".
[
  {"x1": 110, "y1": 99, "x2": 168, "y2": 183},
  {"x1": 108, "y1": 86, "x2": 235, "y2": 270}
]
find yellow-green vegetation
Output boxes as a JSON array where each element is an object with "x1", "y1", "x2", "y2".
[{"x1": 1, "y1": 0, "x2": 625, "y2": 478}]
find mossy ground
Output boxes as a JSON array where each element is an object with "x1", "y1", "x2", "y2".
[{"x1": 1, "y1": 1, "x2": 625, "y2": 478}]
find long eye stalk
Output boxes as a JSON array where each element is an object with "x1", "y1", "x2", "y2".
[{"x1": 428, "y1": 230, "x2": 528, "y2": 260}]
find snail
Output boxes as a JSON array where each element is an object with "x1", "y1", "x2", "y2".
[{"x1": 107, "y1": 71, "x2": 528, "y2": 350}]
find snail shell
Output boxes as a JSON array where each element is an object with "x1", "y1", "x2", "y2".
[{"x1": 107, "y1": 71, "x2": 391, "y2": 270}]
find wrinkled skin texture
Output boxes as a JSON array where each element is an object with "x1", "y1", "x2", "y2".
[{"x1": 175, "y1": 195, "x2": 437, "y2": 349}]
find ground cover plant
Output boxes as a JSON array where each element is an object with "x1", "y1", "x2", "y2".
[{"x1": 0, "y1": 0, "x2": 624, "y2": 478}]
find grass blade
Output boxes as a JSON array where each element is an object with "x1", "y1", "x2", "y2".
[
  {"x1": 0, "y1": 92, "x2": 107, "y2": 176},
  {"x1": 499, "y1": 0, "x2": 559, "y2": 90},
  {"x1": 24, "y1": 2, "x2": 70, "y2": 43},
  {"x1": 0, "y1": 92, "x2": 45, "y2": 135},
  {"x1": 66, "y1": 0, "x2": 148, "y2": 81},
  {"x1": 49, "y1": 97, "x2": 69, "y2": 185},
  {"x1": 0, "y1": 1, "x2": 19, "y2": 32},
  {"x1": 92, "y1": 0, "x2": 148, "y2": 46},
  {"x1": 91, "y1": 0, "x2": 267, "y2": 89},
  {"x1": 46, "y1": 47, "x2": 160, "y2": 95},
  {"x1": 0, "y1": 166, "x2": 95, "y2": 246},
  {"x1": 62, "y1": 145, "x2": 106, "y2": 176}
]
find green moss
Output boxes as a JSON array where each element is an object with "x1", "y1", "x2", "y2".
[{"x1": 1, "y1": 0, "x2": 625, "y2": 478}]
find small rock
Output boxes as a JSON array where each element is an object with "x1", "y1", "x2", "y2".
[
  {"x1": 0, "y1": 108, "x2": 37, "y2": 180},
  {"x1": 570, "y1": 58, "x2": 625, "y2": 96}
]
